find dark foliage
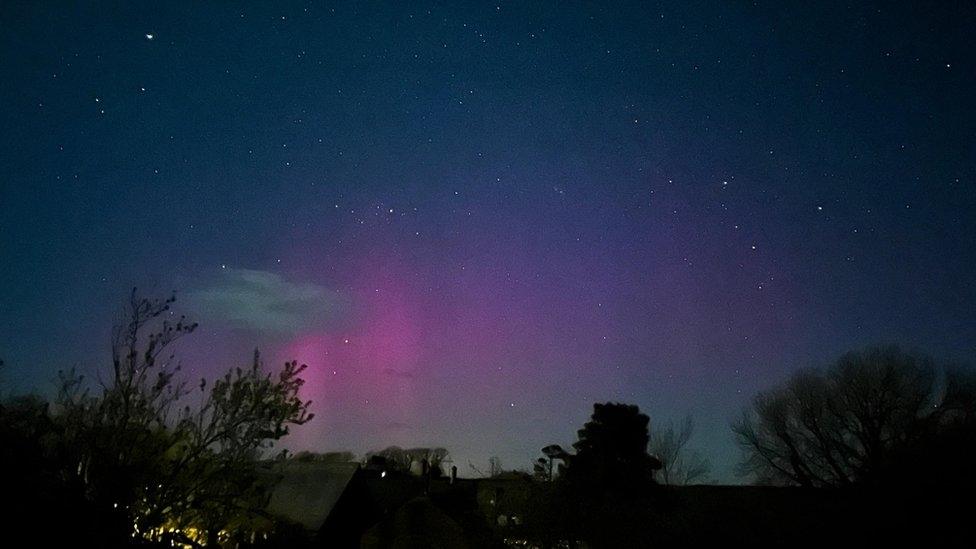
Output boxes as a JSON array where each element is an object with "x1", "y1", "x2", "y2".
[
  {"x1": 564, "y1": 403, "x2": 659, "y2": 494},
  {"x1": 554, "y1": 402, "x2": 664, "y2": 548},
  {"x1": 1, "y1": 289, "x2": 314, "y2": 547},
  {"x1": 364, "y1": 446, "x2": 449, "y2": 476},
  {"x1": 532, "y1": 444, "x2": 569, "y2": 482}
]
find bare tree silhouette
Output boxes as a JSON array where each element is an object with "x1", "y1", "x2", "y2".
[
  {"x1": 649, "y1": 416, "x2": 711, "y2": 485},
  {"x1": 733, "y1": 345, "x2": 975, "y2": 487}
]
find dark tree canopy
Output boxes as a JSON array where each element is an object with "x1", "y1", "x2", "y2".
[
  {"x1": 533, "y1": 444, "x2": 569, "y2": 481},
  {"x1": 5, "y1": 289, "x2": 314, "y2": 548},
  {"x1": 538, "y1": 403, "x2": 664, "y2": 548},
  {"x1": 733, "y1": 346, "x2": 976, "y2": 488},
  {"x1": 292, "y1": 450, "x2": 357, "y2": 463},
  {"x1": 365, "y1": 446, "x2": 449, "y2": 476},
  {"x1": 564, "y1": 402, "x2": 659, "y2": 493}
]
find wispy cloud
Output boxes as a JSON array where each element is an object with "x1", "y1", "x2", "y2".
[{"x1": 188, "y1": 269, "x2": 341, "y2": 334}]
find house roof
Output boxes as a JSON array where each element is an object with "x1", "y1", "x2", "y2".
[
  {"x1": 361, "y1": 496, "x2": 469, "y2": 549},
  {"x1": 265, "y1": 461, "x2": 361, "y2": 531}
]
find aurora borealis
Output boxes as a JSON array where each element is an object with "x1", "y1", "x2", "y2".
[{"x1": 2, "y1": 1, "x2": 974, "y2": 481}]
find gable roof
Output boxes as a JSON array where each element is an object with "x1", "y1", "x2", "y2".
[
  {"x1": 361, "y1": 496, "x2": 469, "y2": 549},
  {"x1": 266, "y1": 461, "x2": 361, "y2": 531}
]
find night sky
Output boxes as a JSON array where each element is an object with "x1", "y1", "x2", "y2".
[{"x1": 1, "y1": 1, "x2": 974, "y2": 482}]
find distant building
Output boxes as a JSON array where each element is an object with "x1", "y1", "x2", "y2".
[{"x1": 265, "y1": 461, "x2": 940, "y2": 547}]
